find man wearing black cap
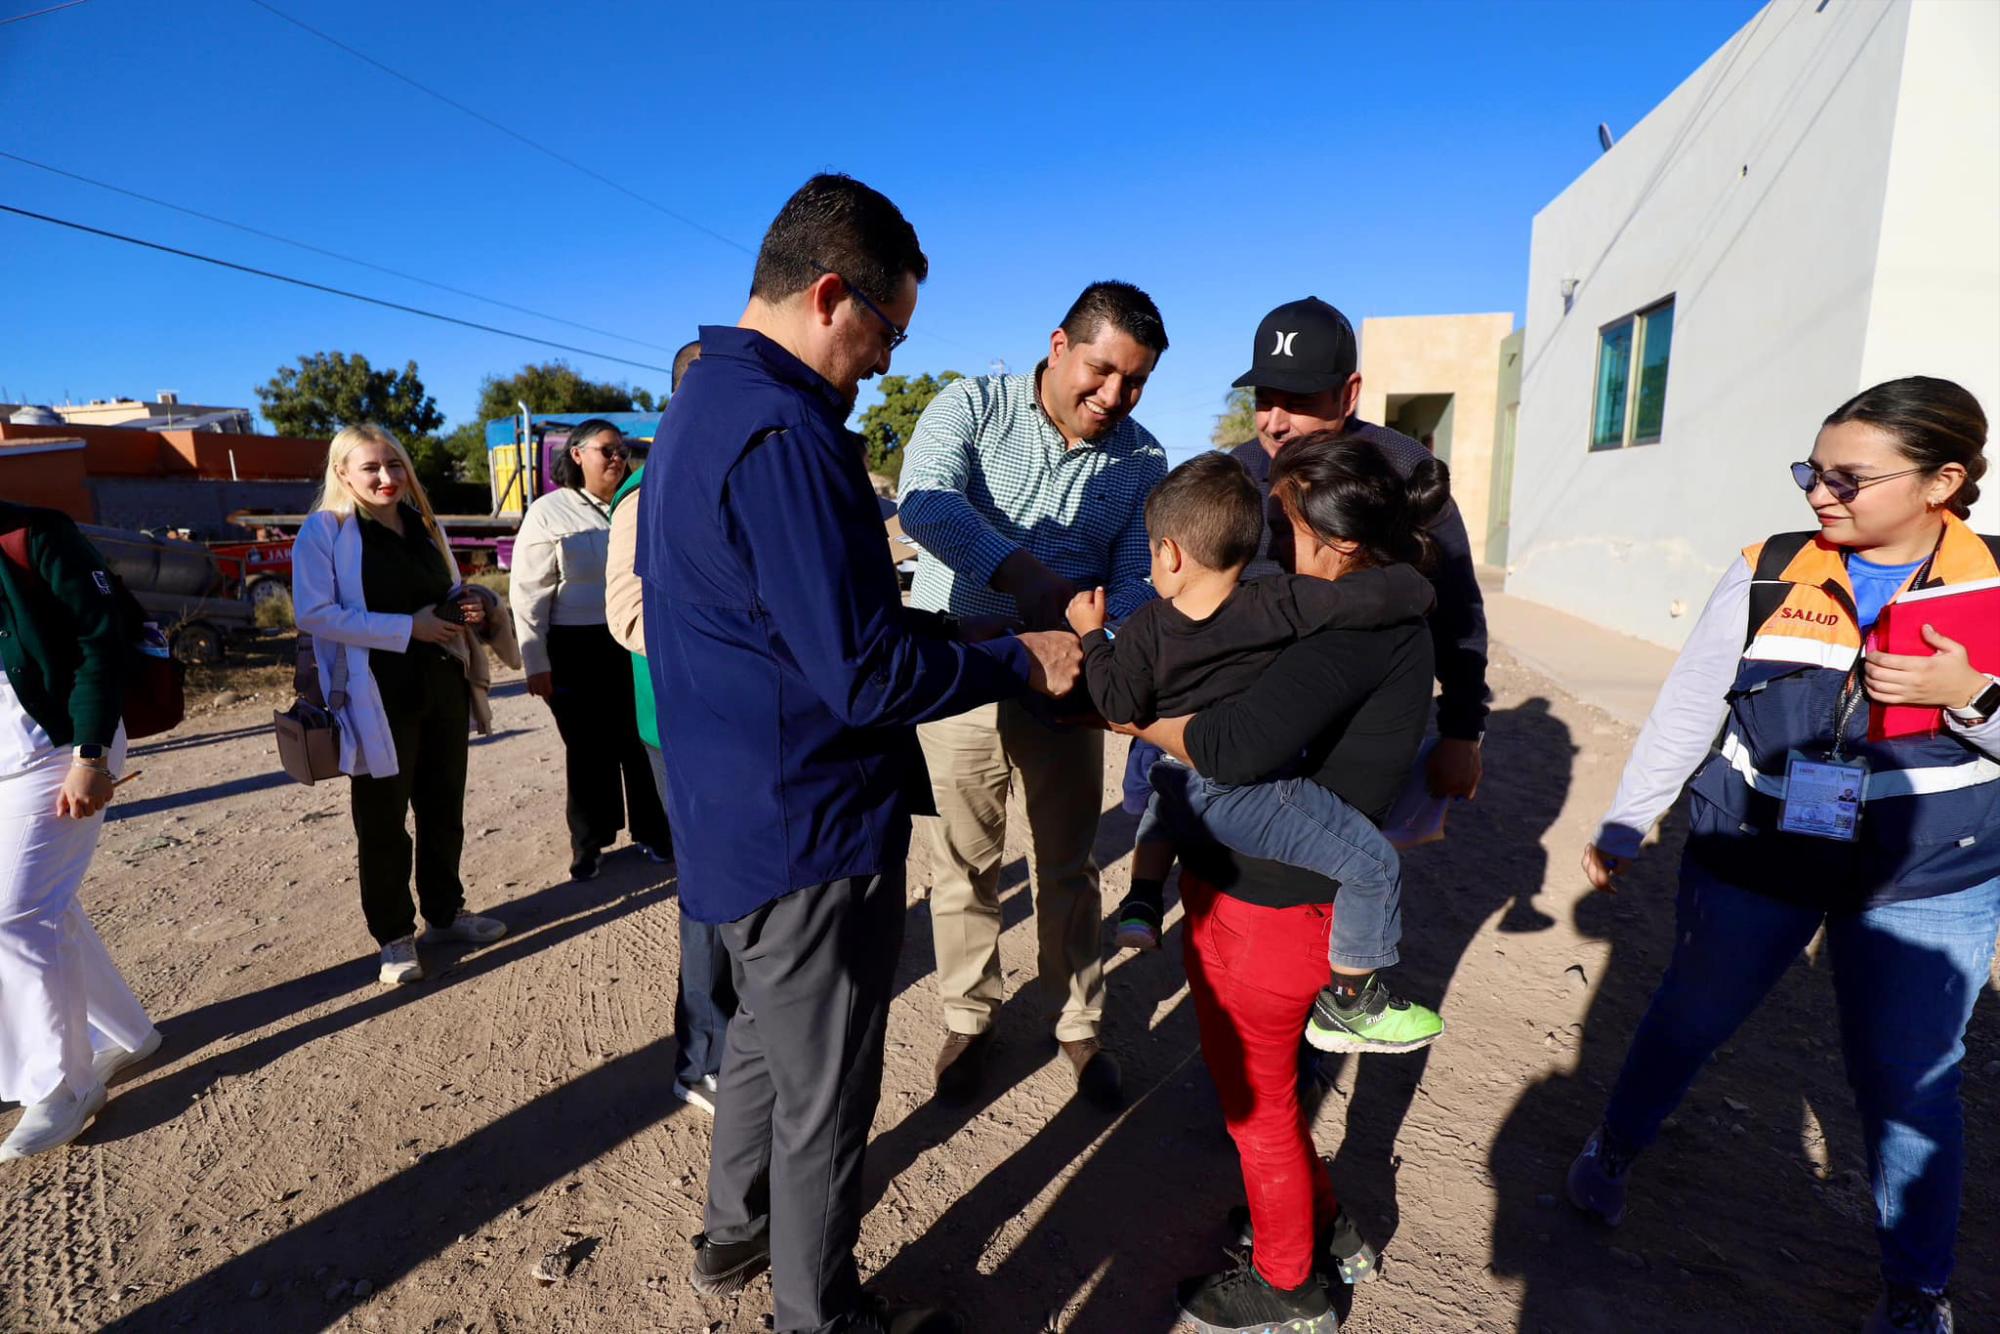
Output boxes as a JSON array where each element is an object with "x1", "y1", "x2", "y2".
[{"x1": 1228, "y1": 296, "x2": 1490, "y2": 796}]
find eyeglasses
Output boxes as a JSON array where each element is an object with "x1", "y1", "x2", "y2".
[
  {"x1": 576, "y1": 443, "x2": 629, "y2": 460},
  {"x1": 1789, "y1": 460, "x2": 1928, "y2": 503},
  {"x1": 815, "y1": 261, "x2": 908, "y2": 352}
]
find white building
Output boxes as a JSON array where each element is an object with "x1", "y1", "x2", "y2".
[{"x1": 1506, "y1": 0, "x2": 1999, "y2": 649}]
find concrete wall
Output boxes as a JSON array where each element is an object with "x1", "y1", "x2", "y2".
[
  {"x1": 1358, "y1": 312, "x2": 1514, "y2": 563},
  {"x1": 88, "y1": 478, "x2": 319, "y2": 538},
  {"x1": 1508, "y1": 0, "x2": 1925, "y2": 648},
  {"x1": 1858, "y1": 0, "x2": 2000, "y2": 533}
]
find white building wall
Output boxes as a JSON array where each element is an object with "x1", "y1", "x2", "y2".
[
  {"x1": 1508, "y1": 0, "x2": 1927, "y2": 648},
  {"x1": 1859, "y1": 0, "x2": 2000, "y2": 534}
]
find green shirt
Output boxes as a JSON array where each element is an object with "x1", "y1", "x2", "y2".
[{"x1": 0, "y1": 501, "x2": 127, "y2": 749}]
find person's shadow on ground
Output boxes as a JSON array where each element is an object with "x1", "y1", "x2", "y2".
[
  {"x1": 1485, "y1": 821, "x2": 2000, "y2": 1332},
  {"x1": 1306, "y1": 696, "x2": 1575, "y2": 1257}
]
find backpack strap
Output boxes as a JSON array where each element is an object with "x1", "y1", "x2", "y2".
[{"x1": 1743, "y1": 531, "x2": 1819, "y2": 651}]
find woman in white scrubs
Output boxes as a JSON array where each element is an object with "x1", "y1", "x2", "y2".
[{"x1": 0, "y1": 501, "x2": 159, "y2": 1160}]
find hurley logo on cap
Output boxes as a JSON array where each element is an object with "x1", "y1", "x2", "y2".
[{"x1": 1271, "y1": 331, "x2": 1299, "y2": 357}]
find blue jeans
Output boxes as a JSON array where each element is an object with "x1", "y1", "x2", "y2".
[
  {"x1": 644, "y1": 743, "x2": 736, "y2": 1086},
  {"x1": 1602, "y1": 859, "x2": 2000, "y2": 1292},
  {"x1": 1122, "y1": 740, "x2": 1163, "y2": 816},
  {"x1": 1147, "y1": 759, "x2": 1402, "y2": 970}
]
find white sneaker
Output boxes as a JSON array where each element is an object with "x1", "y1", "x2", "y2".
[
  {"x1": 422, "y1": 912, "x2": 507, "y2": 945},
  {"x1": 0, "y1": 1080, "x2": 108, "y2": 1160},
  {"x1": 378, "y1": 935, "x2": 424, "y2": 986},
  {"x1": 672, "y1": 1074, "x2": 719, "y2": 1116},
  {"x1": 91, "y1": 1028, "x2": 163, "y2": 1086}
]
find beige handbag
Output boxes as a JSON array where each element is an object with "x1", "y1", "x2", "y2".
[{"x1": 273, "y1": 630, "x2": 348, "y2": 786}]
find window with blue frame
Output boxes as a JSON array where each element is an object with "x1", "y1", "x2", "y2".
[{"x1": 1590, "y1": 297, "x2": 1674, "y2": 450}]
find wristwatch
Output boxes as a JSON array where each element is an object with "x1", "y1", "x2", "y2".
[
  {"x1": 73, "y1": 743, "x2": 109, "y2": 768},
  {"x1": 1947, "y1": 675, "x2": 2000, "y2": 725}
]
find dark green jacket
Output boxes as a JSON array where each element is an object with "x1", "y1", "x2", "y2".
[{"x1": 0, "y1": 501, "x2": 126, "y2": 749}]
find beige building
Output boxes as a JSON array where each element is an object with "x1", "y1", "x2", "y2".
[
  {"x1": 38, "y1": 393, "x2": 254, "y2": 433},
  {"x1": 1356, "y1": 312, "x2": 1514, "y2": 565}
]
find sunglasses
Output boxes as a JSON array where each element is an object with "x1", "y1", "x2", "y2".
[
  {"x1": 1789, "y1": 460, "x2": 1927, "y2": 504},
  {"x1": 815, "y1": 261, "x2": 908, "y2": 352},
  {"x1": 575, "y1": 443, "x2": 630, "y2": 460}
]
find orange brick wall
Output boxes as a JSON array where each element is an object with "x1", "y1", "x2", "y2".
[
  {"x1": 0, "y1": 446, "x2": 94, "y2": 520},
  {"x1": 0, "y1": 422, "x2": 327, "y2": 481}
]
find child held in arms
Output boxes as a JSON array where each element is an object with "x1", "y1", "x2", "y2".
[{"x1": 1068, "y1": 452, "x2": 1443, "y2": 1053}]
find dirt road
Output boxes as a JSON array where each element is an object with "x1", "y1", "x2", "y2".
[{"x1": 2, "y1": 650, "x2": 1994, "y2": 1333}]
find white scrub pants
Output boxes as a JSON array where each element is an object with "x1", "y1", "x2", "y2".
[{"x1": 0, "y1": 730, "x2": 153, "y2": 1106}]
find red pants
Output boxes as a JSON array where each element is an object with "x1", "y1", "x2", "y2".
[{"x1": 1181, "y1": 874, "x2": 1338, "y2": 1289}]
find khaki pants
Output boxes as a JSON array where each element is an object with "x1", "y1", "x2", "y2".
[{"x1": 917, "y1": 700, "x2": 1104, "y2": 1043}]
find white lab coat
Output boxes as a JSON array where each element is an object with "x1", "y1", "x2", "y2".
[{"x1": 290, "y1": 509, "x2": 420, "y2": 779}]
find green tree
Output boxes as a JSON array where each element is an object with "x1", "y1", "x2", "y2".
[
  {"x1": 1211, "y1": 385, "x2": 1256, "y2": 449},
  {"x1": 859, "y1": 371, "x2": 963, "y2": 481},
  {"x1": 255, "y1": 351, "x2": 446, "y2": 445},
  {"x1": 442, "y1": 361, "x2": 665, "y2": 484}
]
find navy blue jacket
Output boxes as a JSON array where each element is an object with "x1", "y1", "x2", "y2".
[{"x1": 638, "y1": 325, "x2": 1030, "y2": 923}]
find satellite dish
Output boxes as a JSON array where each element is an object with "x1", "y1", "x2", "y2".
[{"x1": 1597, "y1": 122, "x2": 1616, "y2": 153}]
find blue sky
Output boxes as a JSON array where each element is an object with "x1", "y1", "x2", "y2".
[{"x1": 1, "y1": 0, "x2": 1759, "y2": 463}]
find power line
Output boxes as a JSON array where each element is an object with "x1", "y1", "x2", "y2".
[
  {"x1": 0, "y1": 149, "x2": 681, "y2": 353},
  {"x1": 0, "y1": 202, "x2": 677, "y2": 376},
  {"x1": 242, "y1": 0, "x2": 754, "y2": 257},
  {"x1": 0, "y1": 0, "x2": 89, "y2": 25},
  {"x1": 240, "y1": 0, "x2": 981, "y2": 360}
]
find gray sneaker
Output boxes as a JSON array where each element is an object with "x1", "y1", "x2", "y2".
[
  {"x1": 1566, "y1": 1125, "x2": 1634, "y2": 1226},
  {"x1": 1863, "y1": 1287, "x2": 1954, "y2": 1334},
  {"x1": 423, "y1": 912, "x2": 506, "y2": 944}
]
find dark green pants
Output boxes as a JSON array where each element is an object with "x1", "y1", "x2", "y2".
[{"x1": 350, "y1": 654, "x2": 469, "y2": 945}]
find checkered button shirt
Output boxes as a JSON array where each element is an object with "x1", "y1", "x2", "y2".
[{"x1": 897, "y1": 369, "x2": 1167, "y2": 622}]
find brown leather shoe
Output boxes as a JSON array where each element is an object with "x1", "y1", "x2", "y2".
[
  {"x1": 933, "y1": 1029, "x2": 991, "y2": 1104},
  {"x1": 1059, "y1": 1036, "x2": 1122, "y2": 1109}
]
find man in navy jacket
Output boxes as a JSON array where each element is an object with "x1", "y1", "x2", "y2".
[{"x1": 637, "y1": 174, "x2": 1081, "y2": 1334}]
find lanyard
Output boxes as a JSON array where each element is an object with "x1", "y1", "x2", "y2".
[{"x1": 1827, "y1": 536, "x2": 1944, "y2": 761}]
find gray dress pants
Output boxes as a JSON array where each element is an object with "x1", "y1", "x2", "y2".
[{"x1": 702, "y1": 855, "x2": 906, "y2": 1333}]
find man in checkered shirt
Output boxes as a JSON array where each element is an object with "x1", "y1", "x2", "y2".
[{"x1": 898, "y1": 281, "x2": 1169, "y2": 1110}]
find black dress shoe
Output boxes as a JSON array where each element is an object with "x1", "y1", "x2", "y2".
[
  {"x1": 933, "y1": 1029, "x2": 991, "y2": 1104},
  {"x1": 1060, "y1": 1036, "x2": 1123, "y2": 1109},
  {"x1": 689, "y1": 1229, "x2": 768, "y2": 1295}
]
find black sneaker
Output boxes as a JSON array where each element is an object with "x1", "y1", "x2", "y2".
[
  {"x1": 1226, "y1": 1193, "x2": 1380, "y2": 1284},
  {"x1": 1175, "y1": 1261, "x2": 1337, "y2": 1334},
  {"x1": 570, "y1": 850, "x2": 602, "y2": 882},
  {"x1": 688, "y1": 1229, "x2": 768, "y2": 1295}
]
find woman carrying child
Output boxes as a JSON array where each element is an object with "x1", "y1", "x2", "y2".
[{"x1": 1112, "y1": 432, "x2": 1446, "y2": 1334}]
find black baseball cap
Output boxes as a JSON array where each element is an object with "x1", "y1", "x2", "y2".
[{"x1": 1231, "y1": 296, "x2": 1359, "y2": 395}]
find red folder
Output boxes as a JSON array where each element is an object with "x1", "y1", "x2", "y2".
[{"x1": 1868, "y1": 576, "x2": 2000, "y2": 740}]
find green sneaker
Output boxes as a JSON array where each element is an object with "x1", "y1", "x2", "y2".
[{"x1": 1305, "y1": 975, "x2": 1443, "y2": 1054}]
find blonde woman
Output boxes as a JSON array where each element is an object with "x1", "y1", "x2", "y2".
[{"x1": 292, "y1": 424, "x2": 511, "y2": 985}]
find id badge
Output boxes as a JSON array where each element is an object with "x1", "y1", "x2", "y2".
[{"x1": 1778, "y1": 752, "x2": 1867, "y2": 842}]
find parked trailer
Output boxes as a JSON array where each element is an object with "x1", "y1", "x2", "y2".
[{"x1": 81, "y1": 524, "x2": 261, "y2": 665}]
